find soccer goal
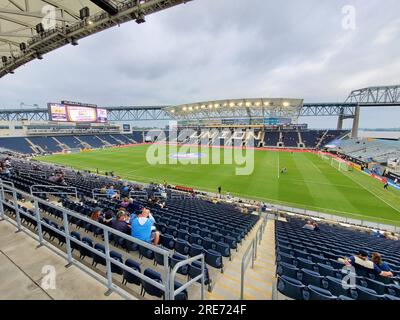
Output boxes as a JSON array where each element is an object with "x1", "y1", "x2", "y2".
[
  {"x1": 62, "y1": 148, "x2": 81, "y2": 154},
  {"x1": 317, "y1": 151, "x2": 331, "y2": 161},
  {"x1": 330, "y1": 157, "x2": 352, "y2": 172}
]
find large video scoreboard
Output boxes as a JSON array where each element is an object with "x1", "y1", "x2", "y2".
[{"x1": 48, "y1": 101, "x2": 108, "y2": 123}]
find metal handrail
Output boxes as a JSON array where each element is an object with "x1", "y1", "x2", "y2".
[
  {"x1": 129, "y1": 190, "x2": 148, "y2": 200},
  {"x1": 30, "y1": 184, "x2": 78, "y2": 199},
  {"x1": 92, "y1": 188, "x2": 109, "y2": 200},
  {"x1": 240, "y1": 215, "x2": 268, "y2": 300},
  {"x1": 0, "y1": 180, "x2": 180, "y2": 299},
  {"x1": 170, "y1": 254, "x2": 205, "y2": 300}
]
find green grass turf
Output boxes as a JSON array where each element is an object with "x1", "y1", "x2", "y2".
[{"x1": 36, "y1": 145, "x2": 400, "y2": 226}]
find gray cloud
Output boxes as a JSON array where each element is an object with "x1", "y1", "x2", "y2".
[{"x1": 1, "y1": 0, "x2": 400, "y2": 129}]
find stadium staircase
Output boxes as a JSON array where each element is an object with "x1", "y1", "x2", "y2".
[
  {"x1": 110, "y1": 135, "x2": 125, "y2": 145},
  {"x1": 278, "y1": 132, "x2": 284, "y2": 147},
  {"x1": 25, "y1": 138, "x2": 45, "y2": 154},
  {"x1": 316, "y1": 130, "x2": 329, "y2": 149},
  {"x1": 95, "y1": 135, "x2": 112, "y2": 147},
  {"x1": 52, "y1": 137, "x2": 70, "y2": 151},
  {"x1": 206, "y1": 218, "x2": 276, "y2": 300},
  {"x1": 74, "y1": 136, "x2": 91, "y2": 149},
  {"x1": 298, "y1": 131, "x2": 304, "y2": 148}
]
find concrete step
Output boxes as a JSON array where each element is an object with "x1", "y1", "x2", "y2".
[{"x1": 205, "y1": 219, "x2": 276, "y2": 300}]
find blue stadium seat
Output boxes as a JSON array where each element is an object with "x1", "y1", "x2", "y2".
[
  {"x1": 364, "y1": 277, "x2": 391, "y2": 295},
  {"x1": 189, "y1": 233, "x2": 204, "y2": 246},
  {"x1": 92, "y1": 243, "x2": 106, "y2": 267},
  {"x1": 277, "y1": 245, "x2": 292, "y2": 255},
  {"x1": 188, "y1": 261, "x2": 212, "y2": 292},
  {"x1": 292, "y1": 249, "x2": 309, "y2": 260},
  {"x1": 277, "y1": 275, "x2": 305, "y2": 300},
  {"x1": 153, "y1": 251, "x2": 165, "y2": 267},
  {"x1": 315, "y1": 263, "x2": 338, "y2": 278},
  {"x1": 160, "y1": 234, "x2": 175, "y2": 250},
  {"x1": 277, "y1": 252, "x2": 295, "y2": 265},
  {"x1": 216, "y1": 242, "x2": 231, "y2": 260},
  {"x1": 277, "y1": 262, "x2": 300, "y2": 279},
  {"x1": 175, "y1": 239, "x2": 190, "y2": 256},
  {"x1": 354, "y1": 286, "x2": 383, "y2": 300},
  {"x1": 177, "y1": 229, "x2": 190, "y2": 242},
  {"x1": 382, "y1": 294, "x2": 400, "y2": 300},
  {"x1": 122, "y1": 259, "x2": 141, "y2": 286},
  {"x1": 203, "y1": 237, "x2": 217, "y2": 251},
  {"x1": 324, "y1": 276, "x2": 354, "y2": 297},
  {"x1": 303, "y1": 285, "x2": 337, "y2": 300},
  {"x1": 139, "y1": 245, "x2": 154, "y2": 260},
  {"x1": 189, "y1": 243, "x2": 204, "y2": 257},
  {"x1": 141, "y1": 268, "x2": 164, "y2": 298},
  {"x1": 295, "y1": 257, "x2": 315, "y2": 271},
  {"x1": 205, "y1": 249, "x2": 224, "y2": 273},
  {"x1": 337, "y1": 295, "x2": 354, "y2": 300},
  {"x1": 110, "y1": 251, "x2": 123, "y2": 275},
  {"x1": 79, "y1": 237, "x2": 93, "y2": 260},
  {"x1": 170, "y1": 254, "x2": 189, "y2": 276},
  {"x1": 299, "y1": 268, "x2": 325, "y2": 287}
]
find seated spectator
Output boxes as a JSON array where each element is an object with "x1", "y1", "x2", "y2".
[
  {"x1": 126, "y1": 198, "x2": 141, "y2": 214},
  {"x1": 312, "y1": 221, "x2": 320, "y2": 231},
  {"x1": 121, "y1": 182, "x2": 130, "y2": 197},
  {"x1": 131, "y1": 208, "x2": 160, "y2": 245},
  {"x1": 106, "y1": 185, "x2": 116, "y2": 198},
  {"x1": 384, "y1": 232, "x2": 399, "y2": 241},
  {"x1": 90, "y1": 207, "x2": 103, "y2": 221},
  {"x1": 302, "y1": 220, "x2": 315, "y2": 231},
  {"x1": 120, "y1": 197, "x2": 130, "y2": 208},
  {"x1": 345, "y1": 250, "x2": 393, "y2": 278},
  {"x1": 100, "y1": 210, "x2": 114, "y2": 227},
  {"x1": 110, "y1": 211, "x2": 131, "y2": 235},
  {"x1": 371, "y1": 252, "x2": 392, "y2": 272}
]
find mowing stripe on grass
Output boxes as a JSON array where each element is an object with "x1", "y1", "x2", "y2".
[{"x1": 341, "y1": 170, "x2": 400, "y2": 216}]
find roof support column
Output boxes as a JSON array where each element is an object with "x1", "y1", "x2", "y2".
[
  {"x1": 351, "y1": 104, "x2": 360, "y2": 138},
  {"x1": 337, "y1": 107, "x2": 344, "y2": 130}
]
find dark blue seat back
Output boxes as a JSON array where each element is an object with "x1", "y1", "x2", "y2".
[{"x1": 277, "y1": 275, "x2": 305, "y2": 300}]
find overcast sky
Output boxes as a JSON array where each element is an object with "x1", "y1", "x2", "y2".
[{"x1": 1, "y1": 0, "x2": 400, "y2": 129}]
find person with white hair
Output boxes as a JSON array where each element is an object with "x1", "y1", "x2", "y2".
[{"x1": 131, "y1": 208, "x2": 160, "y2": 245}]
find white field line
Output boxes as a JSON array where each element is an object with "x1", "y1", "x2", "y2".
[
  {"x1": 310, "y1": 161, "x2": 322, "y2": 174},
  {"x1": 341, "y1": 170, "x2": 400, "y2": 216},
  {"x1": 226, "y1": 191, "x2": 400, "y2": 224}
]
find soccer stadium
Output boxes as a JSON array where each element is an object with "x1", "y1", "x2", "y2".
[{"x1": 1, "y1": 0, "x2": 400, "y2": 305}]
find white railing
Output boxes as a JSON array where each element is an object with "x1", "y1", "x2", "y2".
[
  {"x1": 240, "y1": 214, "x2": 268, "y2": 300},
  {"x1": 267, "y1": 204, "x2": 400, "y2": 233},
  {"x1": 30, "y1": 184, "x2": 78, "y2": 199},
  {"x1": 0, "y1": 179, "x2": 205, "y2": 300}
]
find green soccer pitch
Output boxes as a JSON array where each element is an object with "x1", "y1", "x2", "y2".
[{"x1": 36, "y1": 145, "x2": 400, "y2": 226}]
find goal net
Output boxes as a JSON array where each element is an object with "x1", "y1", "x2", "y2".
[
  {"x1": 331, "y1": 157, "x2": 352, "y2": 172},
  {"x1": 317, "y1": 151, "x2": 331, "y2": 161},
  {"x1": 62, "y1": 148, "x2": 81, "y2": 154}
]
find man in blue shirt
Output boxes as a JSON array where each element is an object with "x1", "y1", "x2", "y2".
[
  {"x1": 107, "y1": 185, "x2": 116, "y2": 198},
  {"x1": 131, "y1": 208, "x2": 160, "y2": 245}
]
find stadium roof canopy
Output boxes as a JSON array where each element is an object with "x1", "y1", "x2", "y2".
[
  {"x1": 0, "y1": 0, "x2": 191, "y2": 78},
  {"x1": 164, "y1": 98, "x2": 304, "y2": 120}
]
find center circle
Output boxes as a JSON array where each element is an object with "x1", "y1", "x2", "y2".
[{"x1": 169, "y1": 153, "x2": 205, "y2": 160}]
